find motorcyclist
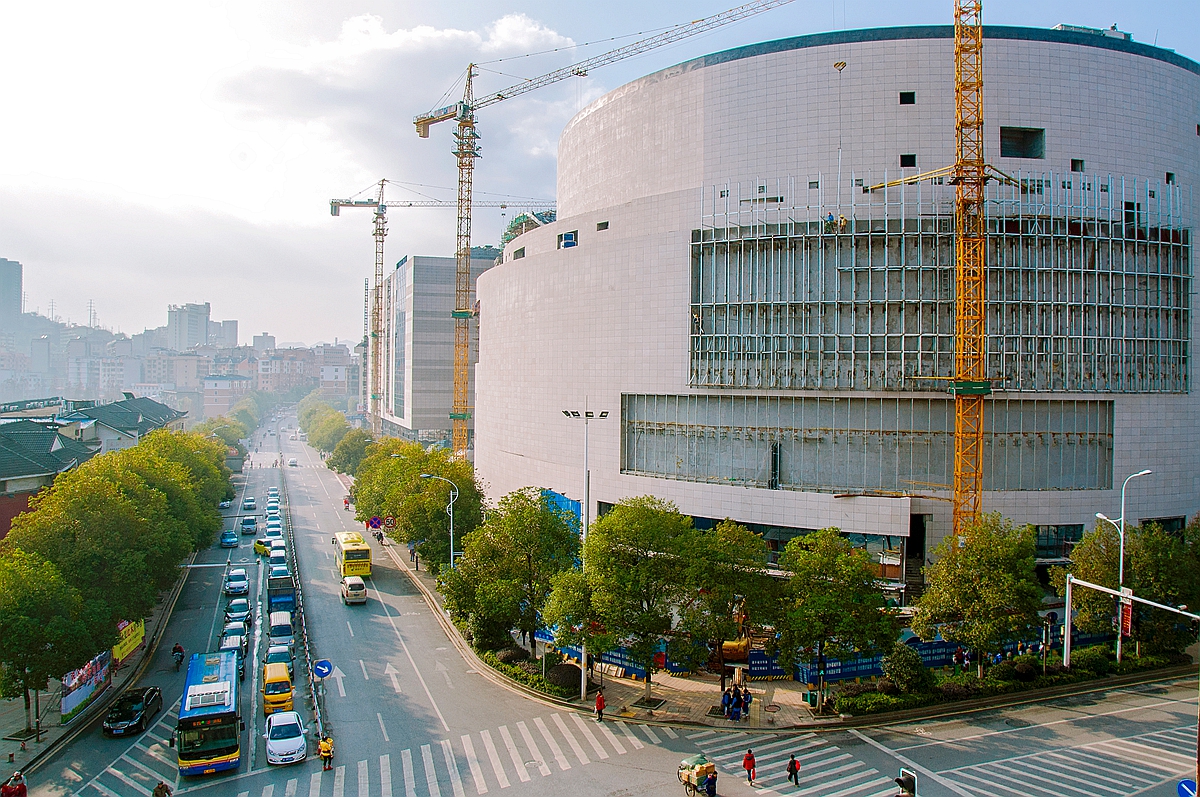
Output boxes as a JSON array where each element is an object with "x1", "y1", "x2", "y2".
[{"x1": 171, "y1": 643, "x2": 185, "y2": 670}]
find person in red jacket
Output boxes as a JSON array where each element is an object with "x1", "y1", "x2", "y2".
[
  {"x1": 594, "y1": 689, "x2": 606, "y2": 722},
  {"x1": 742, "y1": 750, "x2": 756, "y2": 785}
]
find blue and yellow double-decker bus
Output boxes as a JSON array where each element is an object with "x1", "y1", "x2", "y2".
[{"x1": 175, "y1": 650, "x2": 242, "y2": 776}]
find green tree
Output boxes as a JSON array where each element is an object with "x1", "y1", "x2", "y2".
[
  {"x1": 193, "y1": 416, "x2": 248, "y2": 454},
  {"x1": 1052, "y1": 517, "x2": 1200, "y2": 655},
  {"x1": 308, "y1": 410, "x2": 349, "y2": 452},
  {"x1": 673, "y1": 520, "x2": 773, "y2": 687},
  {"x1": 0, "y1": 551, "x2": 99, "y2": 732},
  {"x1": 912, "y1": 513, "x2": 1043, "y2": 675},
  {"x1": 353, "y1": 440, "x2": 483, "y2": 575},
  {"x1": 773, "y1": 528, "x2": 900, "y2": 710},
  {"x1": 584, "y1": 496, "x2": 693, "y2": 700},
  {"x1": 138, "y1": 430, "x2": 233, "y2": 509},
  {"x1": 441, "y1": 487, "x2": 579, "y2": 648},
  {"x1": 543, "y1": 568, "x2": 616, "y2": 665},
  {"x1": 328, "y1": 429, "x2": 372, "y2": 475}
]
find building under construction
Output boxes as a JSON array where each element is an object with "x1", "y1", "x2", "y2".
[{"x1": 474, "y1": 24, "x2": 1198, "y2": 586}]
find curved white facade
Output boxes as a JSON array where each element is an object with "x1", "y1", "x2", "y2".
[{"x1": 475, "y1": 26, "x2": 1199, "y2": 567}]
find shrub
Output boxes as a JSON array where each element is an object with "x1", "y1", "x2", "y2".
[
  {"x1": 494, "y1": 647, "x2": 530, "y2": 664},
  {"x1": 545, "y1": 663, "x2": 582, "y2": 690},
  {"x1": 834, "y1": 691, "x2": 933, "y2": 716},
  {"x1": 835, "y1": 681, "x2": 880, "y2": 699},
  {"x1": 881, "y1": 642, "x2": 936, "y2": 693},
  {"x1": 1013, "y1": 662, "x2": 1037, "y2": 682},
  {"x1": 936, "y1": 680, "x2": 981, "y2": 701},
  {"x1": 468, "y1": 614, "x2": 514, "y2": 653},
  {"x1": 987, "y1": 661, "x2": 1016, "y2": 681},
  {"x1": 876, "y1": 678, "x2": 900, "y2": 696},
  {"x1": 1070, "y1": 645, "x2": 1112, "y2": 675},
  {"x1": 480, "y1": 652, "x2": 576, "y2": 699}
]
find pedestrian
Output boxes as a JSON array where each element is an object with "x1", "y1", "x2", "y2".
[
  {"x1": 742, "y1": 749, "x2": 756, "y2": 785},
  {"x1": 319, "y1": 735, "x2": 335, "y2": 771},
  {"x1": 730, "y1": 688, "x2": 743, "y2": 722},
  {"x1": 704, "y1": 771, "x2": 717, "y2": 797},
  {"x1": 1017, "y1": 640, "x2": 1026, "y2": 656},
  {"x1": 721, "y1": 689, "x2": 732, "y2": 718},
  {"x1": 742, "y1": 688, "x2": 752, "y2": 721},
  {"x1": 151, "y1": 782, "x2": 172, "y2": 797},
  {"x1": 963, "y1": 649, "x2": 972, "y2": 673},
  {"x1": 2, "y1": 772, "x2": 26, "y2": 797},
  {"x1": 786, "y1": 753, "x2": 800, "y2": 785},
  {"x1": 953, "y1": 646, "x2": 964, "y2": 675},
  {"x1": 595, "y1": 688, "x2": 605, "y2": 722}
]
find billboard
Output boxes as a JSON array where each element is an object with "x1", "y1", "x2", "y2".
[{"x1": 61, "y1": 650, "x2": 112, "y2": 724}]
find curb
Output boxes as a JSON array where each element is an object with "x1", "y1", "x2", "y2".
[{"x1": 21, "y1": 550, "x2": 198, "y2": 777}]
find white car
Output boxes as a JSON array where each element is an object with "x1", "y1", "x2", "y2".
[{"x1": 264, "y1": 710, "x2": 308, "y2": 765}]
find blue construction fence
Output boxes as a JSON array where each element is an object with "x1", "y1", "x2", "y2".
[{"x1": 536, "y1": 625, "x2": 1111, "y2": 685}]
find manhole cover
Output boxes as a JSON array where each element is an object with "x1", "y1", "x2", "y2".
[{"x1": 765, "y1": 705, "x2": 781, "y2": 713}]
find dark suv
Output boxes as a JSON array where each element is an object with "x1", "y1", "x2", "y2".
[{"x1": 102, "y1": 686, "x2": 163, "y2": 736}]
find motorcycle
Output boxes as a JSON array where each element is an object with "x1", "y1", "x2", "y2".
[{"x1": 173, "y1": 651, "x2": 184, "y2": 672}]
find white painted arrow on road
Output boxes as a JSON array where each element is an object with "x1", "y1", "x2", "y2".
[
  {"x1": 434, "y1": 660, "x2": 454, "y2": 689},
  {"x1": 384, "y1": 662, "x2": 402, "y2": 693},
  {"x1": 329, "y1": 665, "x2": 347, "y2": 697}
]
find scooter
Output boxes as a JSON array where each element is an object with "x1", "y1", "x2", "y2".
[{"x1": 173, "y1": 650, "x2": 184, "y2": 672}]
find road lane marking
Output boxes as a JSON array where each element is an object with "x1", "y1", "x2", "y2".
[
  {"x1": 330, "y1": 665, "x2": 347, "y2": 697},
  {"x1": 497, "y1": 725, "x2": 531, "y2": 782},
  {"x1": 378, "y1": 712, "x2": 390, "y2": 742},
  {"x1": 385, "y1": 662, "x2": 402, "y2": 693},
  {"x1": 284, "y1": 779, "x2": 297, "y2": 797},
  {"x1": 401, "y1": 748, "x2": 418, "y2": 797},
  {"x1": 263, "y1": 787, "x2": 274, "y2": 797},
  {"x1": 516, "y1": 721, "x2": 551, "y2": 776},
  {"x1": 441, "y1": 739, "x2": 467, "y2": 797},
  {"x1": 370, "y1": 579, "x2": 450, "y2": 732},
  {"x1": 357, "y1": 759, "x2": 369, "y2": 797},
  {"x1": 570, "y1": 712, "x2": 609, "y2": 760},
  {"x1": 421, "y1": 744, "x2": 442, "y2": 797},
  {"x1": 640, "y1": 725, "x2": 661, "y2": 744},
  {"x1": 308, "y1": 771, "x2": 321, "y2": 797},
  {"x1": 434, "y1": 660, "x2": 455, "y2": 689},
  {"x1": 333, "y1": 765, "x2": 345, "y2": 797},
  {"x1": 662, "y1": 726, "x2": 678, "y2": 739},
  {"x1": 597, "y1": 722, "x2": 626, "y2": 754},
  {"x1": 360, "y1": 659, "x2": 370, "y2": 680},
  {"x1": 552, "y1": 714, "x2": 589, "y2": 765},
  {"x1": 533, "y1": 717, "x2": 570, "y2": 771},
  {"x1": 848, "y1": 729, "x2": 975, "y2": 797},
  {"x1": 479, "y1": 730, "x2": 510, "y2": 788},
  {"x1": 346, "y1": 621, "x2": 354, "y2": 637},
  {"x1": 106, "y1": 764, "x2": 152, "y2": 795},
  {"x1": 462, "y1": 734, "x2": 488, "y2": 794},
  {"x1": 380, "y1": 754, "x2": 393, "y2": 797},
  {"x1": 614, "y1": 721, "x2": 644, "y2": 749}
]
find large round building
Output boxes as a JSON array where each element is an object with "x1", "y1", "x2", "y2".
[{"x1": 474, "y1": 24, "x2": 1198, "y2": 585}]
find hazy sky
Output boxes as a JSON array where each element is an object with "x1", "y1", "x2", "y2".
[{"x1": 1, "y1": 0, "x2": 1195, "y2": 345}]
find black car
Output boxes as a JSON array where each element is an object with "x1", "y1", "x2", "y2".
[{"x1": 102, "y1": 686, "x2": 163, "y2": 736}]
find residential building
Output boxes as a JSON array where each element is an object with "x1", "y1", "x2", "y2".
[
  {"x1": 166, "y1": 303, "x2": 211, "y2": 352},
  {"x1": 203, "y1": 374, "x2": 253, "y2": 419}
]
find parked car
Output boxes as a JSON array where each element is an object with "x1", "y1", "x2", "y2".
[
  {"x1": 268, "y1": 551, "x2": 287, "y2": 569},
  {"x1": 223, "y1": 568, "x2": 249, "y2": 596},
  {"x1": 242, "y1": 497, "x2": 257, "y2": 511},
  {"x1": 265, "y1": 518, "x2": 283, "y2": 531},
  {"x1": 102, "y1": 686, "x2": 163, "y2": 736},
  {"x1": 340, "y1": 576, "x2": 367, "y2": 605},
  {"x1": 218, "y1": 634, "x2": 247, "y2": 681},
  {"x1": 219, "y1": 500, "x2": 232, "y2": 509},
  {"x1": 265, "y1": 644, "x2": 295, "y2": 679},
  {"x1": 221, "y1": 620, "x2": 250, "y2": 644},
  {"x1": 219, "y1": 530, "x2": 239, "y2": 548},
  {"x1": 225, "y1": 598, "x2": 253, "y2": 627},
  {"x1": 269, "y1": 540, "x2": 287, "y2": 556},
  {"x1": 268, "y1": 564, "x2": 290, "y2": 581},
  {"x1": 265, "y1": 527, "x2": 284, "y2": 543}
]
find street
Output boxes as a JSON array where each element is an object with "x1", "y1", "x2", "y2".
[{"x1": 23, "y1": 418, "x2": 1200, "y2": 797}]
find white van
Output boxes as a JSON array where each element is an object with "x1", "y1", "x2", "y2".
[{"x1": 268, "y1": 611, "x2": 295, "y2": 650}]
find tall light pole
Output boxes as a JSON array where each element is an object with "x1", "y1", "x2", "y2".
[
  {"x1": 1096, "y1": 467, "x2": 1152, "y2": 663},
  {"x1": 562, "y1": 407, "x2": 609, "y2": 701},
  {"x1": 420, "y1": 474, "x2": 459, "y2": 571}
]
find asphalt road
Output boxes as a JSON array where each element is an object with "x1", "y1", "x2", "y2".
[{"x1": 23, "y1": 414, "x2": 1200, "y2": 797}]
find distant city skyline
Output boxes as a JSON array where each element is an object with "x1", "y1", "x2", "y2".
[{"x1": 0, "y1": 1, "x2": 1195, "y2": 342}]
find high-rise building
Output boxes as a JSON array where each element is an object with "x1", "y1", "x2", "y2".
[
  {"x1": 252, "y1": 333, "x2": 276, "y2": 353},
  {"x1": 0, "y1": 259, "x2": 22, "y2": 331},
  {"x1": 166, "y1": 303, "x2": 211, "y2": 352},
  {"x1": 215, "y1": 319, "x2": 238, "y2": 348}
]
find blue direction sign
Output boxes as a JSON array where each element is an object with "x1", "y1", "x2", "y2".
[
  {"x1": 1178, "y1": 779, "x2": 1197, "y2": 797},
  {"x1": 369, "y1": 516, "x2": 383, "y2": 529},
  {"x1": 313, "y1": 659, "x2": 334, "y2": 679}
]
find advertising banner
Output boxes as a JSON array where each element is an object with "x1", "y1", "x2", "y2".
[
  {"x1": 112, "y1": 619, "x2": 145, "y2": 667},
  {"x1": 61, "y1": 650, "x2": 112, "y2": 724}
]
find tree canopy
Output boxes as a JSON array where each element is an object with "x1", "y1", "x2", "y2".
[
  {"x1": 328, "y1": 429, "x2": 372, "y2": 475},
  {"x1": 298, "y1": 393, "x2": 350, "y2": 452}
]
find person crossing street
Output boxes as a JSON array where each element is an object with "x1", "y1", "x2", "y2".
[
  {"x1": 786, "y1": 754, "x2": 800, "y2": 785},
  {"x1": 742, "y1": 749, "x2": 756, "y2": 785}
]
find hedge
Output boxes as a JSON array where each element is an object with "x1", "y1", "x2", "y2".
[{"x1": 480, "y1": 651, "x2": 577, "y2": 699}]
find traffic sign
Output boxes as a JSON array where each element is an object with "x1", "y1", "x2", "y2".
[
  {"x1": 313, "y1": 659, "x2": 334, "y2": 679},
  {"x1": 1120, "y1": 602, "x2": 1133, "y2": 636},
  {"x1": 1179, "y1": 779, "x2": 1197, "y2": 797},
  {"x1": 369, "y1": 516, "x2": 383, "y2": 529},
  {"x1": 384, "y1": 516, "x2": 396, "y2": 529}
]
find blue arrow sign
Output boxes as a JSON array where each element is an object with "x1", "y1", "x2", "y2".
[
  {"x1": 313, "y1": 659, "x2": 333, "y2": 679},
  {"x1": 1178, "y1": 779, "x2": 1197, "y2": 797}
]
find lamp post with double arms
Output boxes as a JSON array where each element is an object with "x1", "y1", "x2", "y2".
[
  {"x1": 420, "y1": 474, "x2": 459, "y2": 571},
  {"x1": 1096, "y1": 467, "x2": 1152, "y2": 663}
]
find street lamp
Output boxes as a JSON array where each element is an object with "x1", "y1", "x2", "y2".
[
  {"x1": 420, "y1": 474, "x2": 459, "y2": 571},
  {"x1": 1096, "y1": 467, "x2": 1152, "y2": 663},
  {"x1": 561, "y1": 407, "x2": 609, "y2": 701}
]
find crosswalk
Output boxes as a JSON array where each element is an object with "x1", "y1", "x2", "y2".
[
  {"x1": 687, "y1": 729, "x2": 896, "y2": 797},
  {"x1": 940, "y1": 724, "x2": 1196, "y2": 797},
  {"x1": 74, "y1": 704, "x2": 182, "y2": 797}
]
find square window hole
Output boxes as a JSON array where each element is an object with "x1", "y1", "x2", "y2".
[
  {"x1": 899, "y1": 91, "x2": 916, "y2": 105},
  {"x1": 1166, "y1": 172, "x2": 1176, "y2": 185},
  {"x1": 596, "y1": 221, "x2": 609, "y2": 231},
  {"x1": 1071, "y1": 159, "x2": 1085, "y2": 172},
  {"x1": 808, "y1": 180, "x2": 819, "y2": 189},
  {"x1": 1000, "y1": 127, "x2": 1045, "y2": 159},
  {"x1": 900, "y1": 154, "x2": 917, "y2": 168}
]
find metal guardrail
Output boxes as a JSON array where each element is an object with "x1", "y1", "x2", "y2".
[{"x1": 280, "y1": 464, "x2": 326, "y2": 738}]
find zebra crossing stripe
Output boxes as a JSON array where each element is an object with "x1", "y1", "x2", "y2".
[
  {"x1": 401, "y1": 748, "x2": 418, "y2": 797},
  {"x1": 794, "y1": 768, "x2": 877, "y2": 796},
  {"x1": 662, "y1": 726, "x2": 679, "y2": 739},
  {"x1": 988, "y1": 761, "x2": 1106, "y2": 796},
  {"x1": 333, "y1": 765, "x2": 346, "y2": 797},
  {"x1": 702, "y1": 733, "x2": 758, "y2": 754},
  {"x1": 236, "y1": 792, "x2": 249, "y2": 797},
  {"x1": 461, "y1": 734, "x2": 489, "y2": 794},
  {"x1": 105, "y1": 764, "x2": 151, "y2": 796},
  {"x1": 479, "y1": 730, "x2": 510, "y2": 788},
  {"x1": 533, "y1": 717, "x2": 571, "y2": 770},
  {"x1": 380, "y1": 754, "x2": 393, "y2": 797},
  {"x1": 515, "y1": 721, "x2": 551, "y2": 776},
  {"x1": 358, "y1": 759, "x2": 370, "y2": 797},
  {"x1": 1057, "y1": 749, "x2": 1158, "y2": 783},
  {"x1": 283, "y1": 779, "x2": 297, "y2": 797},
  {"x1": 614, "y1": 721, "x2": 644, "y2": 750},
  {"x1": 441, "y1": 739, "x2": 466, "y2": 797},
  {"x1": 641, "y1": 725, "x2": 661, "y2": 744},
  {"x1": 497, "y1": 726, "x2": 530, "y2": 783},
  {"x1": 954, "y1": 769, "x2": 1037, "y2": 796},
  {"x1": 309, "y1": 770, "x2": 321, "y2": 797},
  {"x1": 263, "y1": 785, "x2": 275, "y2": 797},
  {"x1": 553, "y1": 714, "x2": 590, "y2": 765},
  {"x1": 1010, "y1": 759, "x2": 1126, "y2": 795},
  {"x1": 570, "y1": 713, "x2": 609, "y2": 760},
  {"x1": 686, "y1": 730, "x2": 716, "y2": 740},
  {"x1": 421, "y1": 744, "x2": 442, "y2": 797},
  {"x1": 597, "y1": 722, "x2": 626, "y2": 754},
  {"x1": 823, "y1": 777, "x2": 895, "y2": 797}
]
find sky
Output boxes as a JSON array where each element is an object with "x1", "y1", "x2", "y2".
[{"x1": 0, "y1": 1, "x2": 1196, "y2": 346}]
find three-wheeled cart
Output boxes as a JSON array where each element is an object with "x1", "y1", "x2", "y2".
[{"x1": 677, "y1": 754, "x2": 715, "y2": 796}]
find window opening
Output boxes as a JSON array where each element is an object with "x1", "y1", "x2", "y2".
[
  {"x1": 900, "y1": 154, "x2": 917, "y2": 168},
  {"x1": 1166, "y1": 172, "x2": 1176, "y2": 185},
  {"x1": 1070, "y1": 159, "x2": 1085, "y2": 172},
  {"x1": 512, "y1": 247, "x2": 525, "y2": 260},
  {"x1": 808, "y1": 180, "x2": 819, "y2": 190},
  {"x1": 899, "y1": 91, "x2": 916, "y2": 105},
  {"x1": 556, "y1": 231, "x2": 578, "y2": 249},
  {"x1": 1000, "y1": 127, "x2": 1045, "y2": 159},
  {"x1": 596, "y1": 221, "x2": 609, "y2": 231}
]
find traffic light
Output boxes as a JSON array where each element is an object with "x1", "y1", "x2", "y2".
[{"x1": 894, "y1": 767, "x2": 917, "y2": 797}]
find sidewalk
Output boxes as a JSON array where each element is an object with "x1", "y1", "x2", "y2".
[{"x1": 377, "y1": 528, "x2": 820, "y2": 730}]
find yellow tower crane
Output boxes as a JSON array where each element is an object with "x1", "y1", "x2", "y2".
[
  {"x1": 415, "y1": 0, "x2": 797, "y2": 457},
  {"x1": 330, "y1": 179, "x2": 553, "y2": 437}
]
